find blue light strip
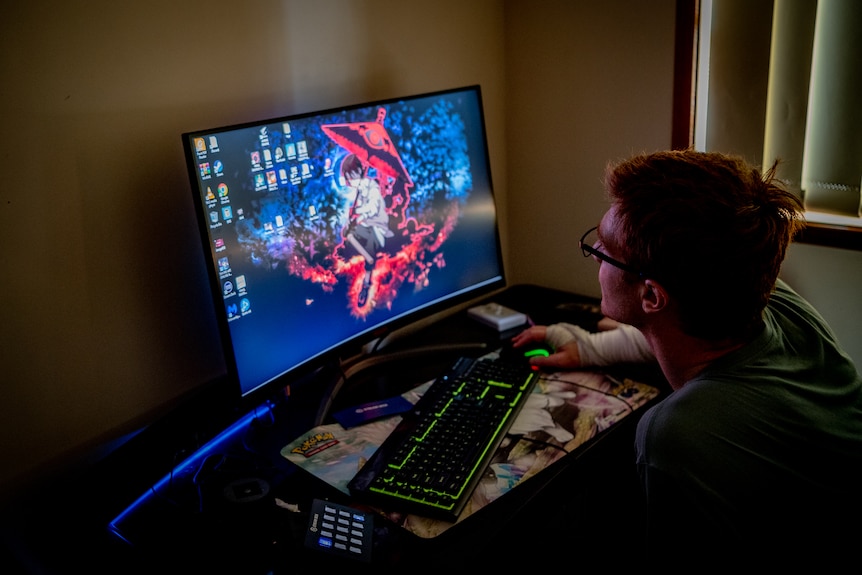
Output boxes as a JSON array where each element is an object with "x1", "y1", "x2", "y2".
[{"x1": 107, "y1": 402, "x2": 274, "y2": 540}]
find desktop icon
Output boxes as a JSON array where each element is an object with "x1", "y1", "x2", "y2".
[{"x1": 226, "y1": 302, "x2": 239, "y2": 319}]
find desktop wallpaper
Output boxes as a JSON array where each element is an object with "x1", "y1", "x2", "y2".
[{"x1": 187, "y1": 88, "x2": 503, "y2": 396}]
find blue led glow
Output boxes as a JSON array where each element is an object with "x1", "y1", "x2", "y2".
[{"x1": 107, "y1": 402, "x2": 274, "y2": 539}]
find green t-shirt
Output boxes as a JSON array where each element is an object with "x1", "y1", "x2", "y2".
[{"x1": 635, "y1": 279, "x2": 862, "y2": 564}]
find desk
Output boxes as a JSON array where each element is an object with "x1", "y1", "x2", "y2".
[
  {"x1": 283, "y1": 365, "x2": 659, "y2": 540},
  {"x1": 1, "y1": 284, "x2": 669, "y2": 573}
]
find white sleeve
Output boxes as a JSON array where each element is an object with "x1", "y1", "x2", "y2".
[{"x1": 544, "y1": 322, "x2": 654, "y2": 367}]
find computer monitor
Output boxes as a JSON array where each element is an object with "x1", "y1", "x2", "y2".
[{"x1": 183, "y1": 85, "x2": 505, "y2": 404}]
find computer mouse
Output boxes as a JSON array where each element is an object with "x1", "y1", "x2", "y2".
[{"x1": 498, "y1": 340, "x2": 553, "y2": 364}]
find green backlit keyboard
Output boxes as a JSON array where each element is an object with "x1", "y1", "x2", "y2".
[{"x1": 347, "y1": 354, "x2": 539, "y2": 521}]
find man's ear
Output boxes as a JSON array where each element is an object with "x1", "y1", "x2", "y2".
[{"x1": 641, "y1": 279, "x2": 669, "y2": 314}]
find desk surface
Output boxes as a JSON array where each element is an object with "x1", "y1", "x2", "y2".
[
  {"x1": 283, "y1": 363, "x2": 660, "y2": 540},
  {"x1": 1, "y1": 284, "x2": 669, "y2": 573}
]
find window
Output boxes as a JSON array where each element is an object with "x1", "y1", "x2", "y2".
[{"x1": 674, "y1": 0, "x2": 862, "y2": 250}]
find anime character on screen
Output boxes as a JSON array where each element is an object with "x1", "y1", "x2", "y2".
[
  {"x1": 322, "y1": 107, "x2": 420, "y2": 311},
  {"x1": 340, "y1": 154, "x2": 395, "y2": 306},
  {"x1": 232, "y1": 100, "x2": 473, "y2": 321}
]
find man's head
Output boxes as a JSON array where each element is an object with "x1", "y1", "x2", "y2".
[{"x1": 596, "y1": 149, "x2": 805, "y2": 340}]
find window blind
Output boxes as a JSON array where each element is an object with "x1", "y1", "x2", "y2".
[{"x1": 697, "y1": 0, "x2": 862, "y2": 222}]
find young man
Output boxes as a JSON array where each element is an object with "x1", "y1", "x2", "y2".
[{"x1": 513, "y1": 150, "x2": 862, "y2": 565}]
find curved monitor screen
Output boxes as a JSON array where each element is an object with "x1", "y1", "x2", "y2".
[{"x1": 183, "y1": 85, "x2": 504, "y2": 399}]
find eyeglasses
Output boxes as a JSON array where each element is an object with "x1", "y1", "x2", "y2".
[{"x1": 579, "y1": 226, "x2": 645, "y2": 277}]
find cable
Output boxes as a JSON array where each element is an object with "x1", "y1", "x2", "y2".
[
  {"x1": 312, "y1": 360, "x2": 350, "y2": 427},
  {"x1": 313, "y1": 342, "x2": 490, "y2": 426},
  {"x1": 542, "y1": 372, "x2": 638, "y2": 414}
]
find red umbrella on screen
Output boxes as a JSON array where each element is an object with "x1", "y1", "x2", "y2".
[{"x1": 321, "y1": 107, "x2": 414, "y2": 195}]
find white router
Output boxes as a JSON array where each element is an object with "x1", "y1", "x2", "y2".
[{"x1": 467, "y1": 303, "x2": 528, "y2": 331}]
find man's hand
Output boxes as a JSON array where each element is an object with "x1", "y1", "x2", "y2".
[{"x1": 511, "y1": 325, "x2": 582, "y2": 370}]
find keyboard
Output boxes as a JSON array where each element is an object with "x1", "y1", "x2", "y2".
[{"x1": 347, "y1": 354, "x2": 539, "y2": 521}]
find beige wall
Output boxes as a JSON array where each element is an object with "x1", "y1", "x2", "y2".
[
  {"x1": 503, "y1": 1, "x2": 676, "y2": 294},
  {"x1": 0, "y1": 0, "x2": 679, "y2": 495}
]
